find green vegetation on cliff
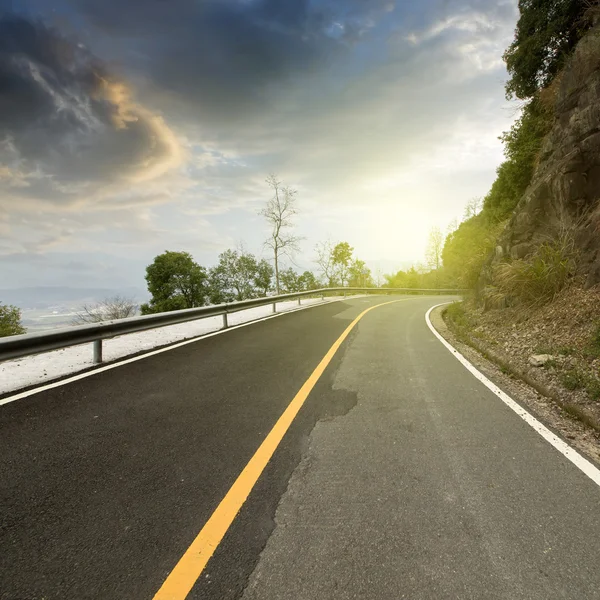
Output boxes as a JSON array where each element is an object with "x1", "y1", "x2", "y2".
[{"x1": 443, "y1": 0, "x2": 596, "y2": 294}]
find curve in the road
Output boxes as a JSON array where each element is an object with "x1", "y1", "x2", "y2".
[
  {"x1": 426, "y1": 303, "x2": 600, "y2": 487},
  {"x1": 153, "y1": 298, "x2": 408, "y2": 600},
  {"x1": 0, "y1": 297, "x2": 351, "y2": 405}
]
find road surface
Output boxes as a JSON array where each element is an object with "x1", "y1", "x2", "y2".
[{"x1": 1, "y1": 296, "x2": 599, "y2": 599}]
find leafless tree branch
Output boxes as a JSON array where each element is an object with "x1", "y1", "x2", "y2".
[{"x1": 72, "y1": 296, "x2": 138, "y2": 325}]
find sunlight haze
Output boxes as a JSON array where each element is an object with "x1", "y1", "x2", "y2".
[{"x1": 0, "y1": 0, "x2": 519, "y2": 289}]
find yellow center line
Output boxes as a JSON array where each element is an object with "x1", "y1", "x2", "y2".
[{"x1": 152, "y1": 298, "x2": 407, "y2": 600}]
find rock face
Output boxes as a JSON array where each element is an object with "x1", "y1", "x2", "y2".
[{"x1": 493, "y1": 28, "x2": 600, "y2": 288}]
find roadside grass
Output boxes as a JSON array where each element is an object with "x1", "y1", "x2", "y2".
[
  {"x1": 445, "y1": 302, "x2": 471, "y2": 330},
  {"x1": 561, "y1": 368, "x2": 587, "y2": 390},
  {"x1": 583, "y1": 321, "x2": 600, "y2": 358},
  {"x1": 587, "y1": 378, "x2": 600, "y2": 401},
  {"x1": 561, "y1": 403, "x2": 600, "y2": 431},
  {"x1": 536, "y1": 344, "x2": 575, "y2": 356},
  {"x1": 485, "y1": 233, "x2": 578, "y2": 308},
  {"x1": 557, "y1": 345, "x2": 576, "y2": 356},
  {"x1": 558, "y1": 367, "x2": 600, "y2": 401},
  {"x1": 542, "y1": 358, "x2": 559, "y2": 369}
]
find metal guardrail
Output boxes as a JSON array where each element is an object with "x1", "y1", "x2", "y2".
[{"x1": 0, "y1": 287, "x2": 464, "y2": 364}]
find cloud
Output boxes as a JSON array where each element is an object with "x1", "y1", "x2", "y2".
[
  {"x1": 0, "y1": 13, "x2": 183, "y2": 210},
  {"x1": 0, "y1": 0, "x2": 521, "y2": 290},
  {"x1": 28, "y1": 0, "x2": 399, "y2": 128}
]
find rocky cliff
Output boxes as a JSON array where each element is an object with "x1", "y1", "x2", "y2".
[{"x1": 494, "y1": 26, "x2": 600, "y2": 289}]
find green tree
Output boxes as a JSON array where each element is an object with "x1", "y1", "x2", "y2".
[
  {"x1": 280, "y1": 268, "x2": 320, "y2": 293},
  {"x1": 332, "y1": 242, "x2": 354, "y2": 286},
  {"x1": 280, "y1": 268, "x2": 303, "y2": 293},
  {"x1": 141, "y1": 251, "x2": 208, "y2": 314},
  {"x1": 442, "y1": 215, "x2": 504, "y2": 289},
  {"x1": 483, "y1": 98, "x2": 553, "y2": 222},
  {"x1": 384, "y1": 267, "x2": 422, "y2": 289},
  {"x1": 209, "y1": 249, "x2": 273, "y2": 302},
  {"x1": 503, "y1": 0, "x2": 591, "y2": 101},
  {"x1": 348, "y1": 259, "x2": 373, "y2": 287},
  {"x1": 0, "y1": 303, "x2": 26, "y2": 337},
  {"x1": 299, "y1": 270, "x2": 319, "y2": 291},
  {"x1": 254, "y1": 258, "x2": 274, "y2": 296}
]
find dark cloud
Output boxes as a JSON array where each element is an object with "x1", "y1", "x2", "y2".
[
  {"x1": 0, "y1": 12, "x2": 181, "y2": 206},
  {"x1": 19, "y1": 0, "x2": 397, "y2": 125}
]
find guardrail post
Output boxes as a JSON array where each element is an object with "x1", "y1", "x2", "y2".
[
  {"x1": 93, "y1": 340, "x2": 103, "y2": 364},
  {"x1": 297, "y1": 298, "x2": 301, "y2": 306},
  {"x1": 222, "y1": 313, "x2": 228, "y2": 329},
  {"x1": 272, "y1": 302, "x2": 277, "y2": 314},
  {"x1": 321, "y1": 294, "x2": 325, "y2": 301}
]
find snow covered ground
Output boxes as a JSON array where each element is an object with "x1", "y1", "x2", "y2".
[{"x1": 1, "y1": 296, "x2": 350, "y2": 396}]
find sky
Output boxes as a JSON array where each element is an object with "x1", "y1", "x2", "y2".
[{"x1": 0, "y1": 0, "x2": 520, "y2": 292}]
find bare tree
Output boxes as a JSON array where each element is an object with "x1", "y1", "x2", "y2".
[
  {"x1": 72, "y1": 296, "x2": 138, "y2": 325},
  {"x1": 425, "y1": 226, "x2": 444, "y2": 285},
  {"x1": 260, "y1": 174, "x2": 302, "y2": 294},
  {"x1": 374, "y1": 267, "x2": 384, "y2": 288},
  {"x1": 463, "y1": 197, "x2": 482, "y2": 220},
  {"x1": 446, "y1": 217, "x2": 459, "y2": 235},
  {"x1": 315, "y1": 240, "x2": 336, "y2": 287}
]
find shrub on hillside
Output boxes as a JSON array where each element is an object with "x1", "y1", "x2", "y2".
[{"x1": 486, "y1": 234, "x2": 577, "y2": 307}]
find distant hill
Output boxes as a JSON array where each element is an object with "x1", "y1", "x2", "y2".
[{"x1": 0, "y1": 287, "x2": 148, "y2": 310}]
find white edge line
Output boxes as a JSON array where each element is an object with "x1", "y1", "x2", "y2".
[
  {"x1": 0, "y1": 296, "x2": 363, "y2": 406},
  {"x1": 426, "y1": 302, "x2": 600, "y2": 488}
]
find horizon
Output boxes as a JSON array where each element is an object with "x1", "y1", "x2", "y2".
[{"x1": 0, "y1": 0, "x2": 519, "y2": 291}]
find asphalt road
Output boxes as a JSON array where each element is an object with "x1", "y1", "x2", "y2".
[{"x1": 1, "y1": 296, "x2": 599, "y2": 600}]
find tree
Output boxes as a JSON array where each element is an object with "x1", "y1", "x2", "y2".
[
  {"x1": 446, "y1": 218, "x2": 459, "y2": 236},
  {"x1": 280, "y1": 268, "x2": 320, "y2": 293},
  {"x1": 72, "y1": 296, "x2": 137, "y2": 325},
  {"x1": 348, "y1": 259, "x2": 373, "y2": 287},
  {"x1": 0, "y1": 303, "x2": 26, "y2": 337},
  {"x1": 503, "y1": 0, "x2": 591, "y2": 101},
  {"x1": 384, "y1": 267, "x2": 422, "y2": 289},
  {"x1": 255, "y1": 258, "x2": 274, "y2": 296},
  {"x1": 425, "y1": 227, "x2": 444, "y2": 272},
  {"x1": 442, "y1": 215, "x2": 503, "y2": 289},
  {"x1": 315, "y1": 240, "x2": 337, "y2": 287},
  {"x1": 482, "y1": 97, "x2": 554, "y2": 222},
  {"x1": 280, "y1": 268, "x2": 303, "y2": 293},
  {"x1": 209, "y1": 249, "x2": 273, "y2": 302},
  {"x1": 260, "y1": 174, "x2": 302, "y2": 294},
  {"x1": 299, "y1": 271, "x2": 319, "y2": 291},
  {"x1": 332, "y1": 242, "x2": 354, "y2": 286},
  {"x1": 463, "y1": 198, "x2": 482, "y2": 220},
  {"x1": 141, "y1": 251, "x2": 208, "y2": 314}
]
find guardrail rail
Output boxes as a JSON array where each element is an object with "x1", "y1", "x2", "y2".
[{"x1": 0, "y1": 287, "x2": 465, "y2": 364}]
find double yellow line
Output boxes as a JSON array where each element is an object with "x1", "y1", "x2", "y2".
[{"x1": 153, "y1": 299, "x2": 404, "y2": 599}]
